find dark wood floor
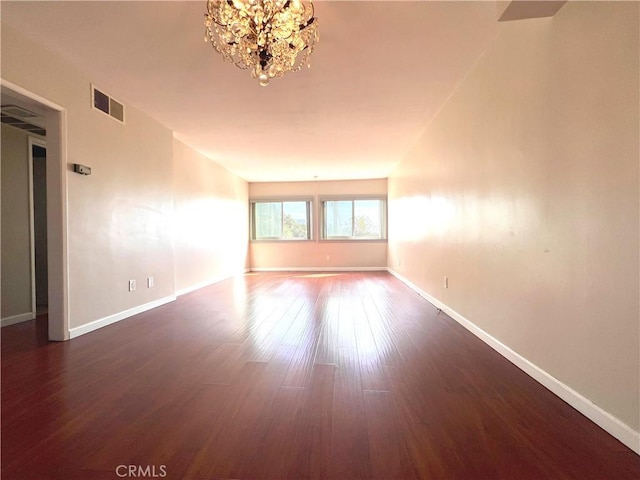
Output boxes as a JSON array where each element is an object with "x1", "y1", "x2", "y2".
[{"x1": 2, "y1": 272, "x2": 638, "y2": 479}]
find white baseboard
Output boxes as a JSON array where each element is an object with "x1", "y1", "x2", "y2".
[
  {"x1": 250, "y1": 266, "x2": 387, "y2": 272},
  {"x1": 1, "y1": 311, "x2": 35, "y2": 327},
  {"x1": 387, "y1": 268, "x2": 640, "y2": 455},
  {"x1": 176, "y1": 270, "x2": 250, "y2": 297},
  {"x1": 69, "y1": 295, "x2": 176, "y2": 339}
]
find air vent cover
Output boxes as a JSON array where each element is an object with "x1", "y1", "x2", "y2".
[
  {"x1": 91, "y1": 85, "x2": 125, "y2": 123},
  {"x1": 1, "y1": 105, "x2": 38, "y2": 118},
  {"x1": 1, "y1": 113, "x2": 46, "y2": 136}
]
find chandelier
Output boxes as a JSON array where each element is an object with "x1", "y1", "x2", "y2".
[{"x1": 204, "y1": 0, "x2": 319, "y2": 86}]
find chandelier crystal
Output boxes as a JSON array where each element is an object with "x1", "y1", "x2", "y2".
[{"x1": 204, "y1": 0, "x2": 319, "y2": 86}]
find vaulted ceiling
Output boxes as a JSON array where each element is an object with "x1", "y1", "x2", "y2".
[{"x1": 2, "y1": 1, "x2": 502, "y2": 182}]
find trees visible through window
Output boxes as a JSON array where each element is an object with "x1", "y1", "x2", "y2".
[
  {"x1": 251, "y1": 200, "x2": 311, "y2": 240},
  {"x1": 322, "y1": 198, "x2": 386, "y2": 240}
]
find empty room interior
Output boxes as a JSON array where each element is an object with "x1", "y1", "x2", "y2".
[{"x1": 1, "y1": 1, "x2": 638, "y2": 479}]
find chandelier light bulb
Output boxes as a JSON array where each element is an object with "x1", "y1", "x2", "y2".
[{"x1": 204, "y1": 0, "x2": 318, "y2": 86}]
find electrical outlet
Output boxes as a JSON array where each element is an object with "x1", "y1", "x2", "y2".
[
  {"x1": 147, "y1": 277, "x2": 154, "y2": 288},
  {"x1": 397, "y1": 259, "x2": 401, "y2": 267},
  {"x1": 326, "y1": 254, "x2": 331, "y2": 261},
  {"x1": 128, "y1": 279, "x2": 136, "y2": 292},
  {"x1": 444, "y1": 276, "x2": 448, "y2": 289}
]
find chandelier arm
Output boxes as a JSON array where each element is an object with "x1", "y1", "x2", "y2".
[
  {"x1": 206, "y1": 1, "x2": 223, "y2": 27},
  {"x1": 205, "y1": 8, "x2": 229, "y2": 28},
  {"x1": 263, "y1": 8, "x2": 277, "y2": 25},
  {"x1": 209, "y1": 18, "x2": 258, "y2": 38},
  {"x1": 263, "y1": 0, "x2": 314, "y2": 29},
  {"x1": 279, "y1": 20, "x2": 314, "y2": 42},
  {"x1": 232, "y1": 60, "x2": 250, "y2": 70}
]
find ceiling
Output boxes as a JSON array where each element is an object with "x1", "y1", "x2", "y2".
[{"x1": 1, "y1": 1, "x2": 501, "y2": 182}]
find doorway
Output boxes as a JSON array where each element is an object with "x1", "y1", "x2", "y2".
[
  {"x1": 30, "y1": 141, "x2": 48, "y2": 316},
  {"x1": 1, "y1": 80, "x2": 69, "y2": 341}
]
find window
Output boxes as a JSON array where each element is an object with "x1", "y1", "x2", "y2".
[
  {"x1": 251, "y1": 199, "x2": 312, "y2": 240},
  {"x1": 321, "y1": 197, "x2": 387, "y2": 240}
]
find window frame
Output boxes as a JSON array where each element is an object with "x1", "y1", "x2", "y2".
[
  {"x1": 249, "y1": 197, "x2": 313, "y2": 242},
  {"x1": 319, "y1": 195, "x2": 388, "y2": 242}
]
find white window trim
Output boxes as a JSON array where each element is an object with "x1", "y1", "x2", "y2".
[
  {"x1": 250, "y1": 197, "x2": 314, "y2": 242},
  {"x1": 319, "y1": 195, "x2": 388, "y2": 241}
]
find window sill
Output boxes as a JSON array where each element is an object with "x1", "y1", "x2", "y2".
[
  {"x1": 318, "y1": 238, "x2": 387, "y2": 243},
  {"x1": 250, "y1": 239, "x2": 314, "y2": 243}
]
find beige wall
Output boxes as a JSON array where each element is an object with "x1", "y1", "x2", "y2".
[
  {"x1": 1, "y1": 124, "x2": 32, "y2": 318},
  {"x1": 65, "y1": 103, "x2": 175, "y2": 330},
  {"x1": 250, "y1": 179, "x2": 387, "y2": 269},
  {"x1": 2, "y1": 24, "x2": 176, "y2": 329},
  {"x1": 388, "y1": 1, "x2": 639, "y2": 432},
  {"x1": 2, "y1": 25, "x2": 251, "y2": 333},
  {"x1": 173, "y1": 138, "x2": 249, "y2": 293}
]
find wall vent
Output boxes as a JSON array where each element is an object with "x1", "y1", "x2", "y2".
[{"x1": 91, "y1": 85, "x2": 125, "y2": 124}]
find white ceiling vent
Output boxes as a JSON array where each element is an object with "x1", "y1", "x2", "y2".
[{"x1": 91, "y1": 84, "x2": 125, "y2": 124}]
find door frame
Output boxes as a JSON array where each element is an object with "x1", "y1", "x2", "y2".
[
  {"x1": 2, "y1": 79, "x2": 70, "y2": 341},
  {"x1": 28, "y1": 136, "x2": 47, "y2": 318}
]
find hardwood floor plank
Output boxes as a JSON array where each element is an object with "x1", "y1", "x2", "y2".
[
  {"x1": 329, "y1": 347, "x2": 372, "y2": 479},
  {"x1": 364, "y1": 390, "x2": 417, "y2": 480},
  {"x1": 313, "y1": 302, "x2": 340, "y2": 365},
  {"x1": 354, "y1": 321, "x2": 390, "y2": 392},
  {"x1": 280, "y1": 297, "x2": 324, "y2": 388},
  {"x1": 180, "y1": 361, "x2": 271, "y2": 479},
  {"x1": 258, "y1": 386, "x2": 309, "y2": 480},
  {"x1": 287, "y1": 363, "x2": 336, "y2": 480}
]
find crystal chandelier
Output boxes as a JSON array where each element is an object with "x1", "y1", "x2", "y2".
[{"x1": 204, "y1": 0, "x2": 318, "y2": 86}]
